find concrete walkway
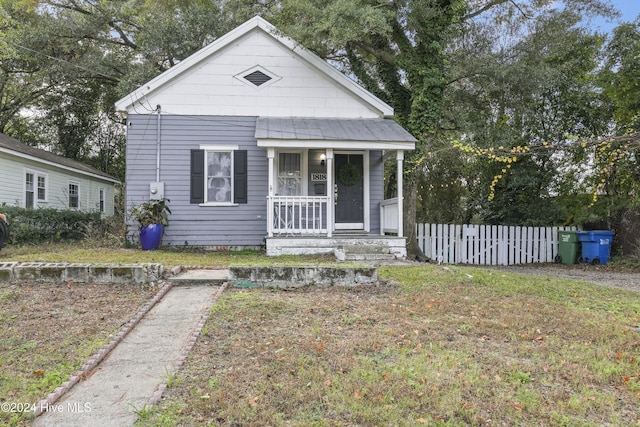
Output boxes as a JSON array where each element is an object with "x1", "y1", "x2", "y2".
[{"x1": 34, "y1": 280, "x2": 223, "y2": 427}]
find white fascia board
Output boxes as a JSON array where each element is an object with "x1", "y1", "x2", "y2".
[
  {"x1": 115, "y1": 16, "x2": 395, "y2": 118},
  {"x1": 0, "y1": 147, "x2": 120, "y2": 184},
  {"x1": 256, "y1": 139, "x2": 415, "y2": 151}
]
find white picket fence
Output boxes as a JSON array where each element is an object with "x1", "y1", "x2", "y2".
[{"x1": 416, "y1": 223, "x2": 580, "y2": 265}]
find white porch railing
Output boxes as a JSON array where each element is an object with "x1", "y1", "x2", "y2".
[
  {"x1": 268, "y1": 196, "x2": 329, "y2": 236},
  {"x1": 380, "y1": 197, "x2": 399, "y2": 234}
]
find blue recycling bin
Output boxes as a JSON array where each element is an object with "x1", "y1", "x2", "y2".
[{"x1": 576, "y1": 230, "x2": 614, "y2": 265}]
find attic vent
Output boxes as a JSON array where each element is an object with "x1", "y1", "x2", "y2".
[
  {"x1": 234, "y1": 66, "x2": 280, "y2": 89},
  {"x1": 244, "y1": 70, "x2": 272, "y2": 86}
]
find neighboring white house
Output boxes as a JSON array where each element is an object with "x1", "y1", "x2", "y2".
[
  {"x1": 115, "y1": 16, "x2": 416, "y2": 257},
  {"x1": 0, "y1": 132, "x2": 119, "y2": 216}
]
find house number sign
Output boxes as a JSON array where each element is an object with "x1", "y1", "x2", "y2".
[{"x1": 311, "y1": 173, "x2": 327, "y2": 182}]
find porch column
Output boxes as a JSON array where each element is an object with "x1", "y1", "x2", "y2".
[
  {"x1": 397, "y1": 150, "x2": 404, "y2": 238},
  {"x1": 267, "y1": 148, "x2": 275, "y2": 237},
  {"x1": 326, "y1": 149, "x2": 333, "y2": 238}
]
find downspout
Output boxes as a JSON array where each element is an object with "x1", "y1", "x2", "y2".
[{"x1": 156, "y1": 105, "x2": 161, "y2": 183}]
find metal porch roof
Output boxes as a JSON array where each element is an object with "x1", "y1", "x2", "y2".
[{"x1": 255, "y1": 117, "x2": 417, "y2": 144}]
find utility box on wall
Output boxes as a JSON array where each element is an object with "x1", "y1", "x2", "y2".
[{"x1": 149, "y1": 182, "x2": 165, "y2": 200}]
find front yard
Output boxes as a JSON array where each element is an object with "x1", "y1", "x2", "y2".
[
  {"x1": 1, "y1": 245, "x2": 639, "y2": 425},
  {"x1": 139, "y1": 265, "x2": 640, "y2": 426}
]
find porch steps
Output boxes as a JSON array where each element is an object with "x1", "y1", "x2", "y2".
[{"x1": 335, "y1": 244, "x2": 397, "y2": 262}]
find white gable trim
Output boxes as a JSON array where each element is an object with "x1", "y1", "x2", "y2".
[{"x1": 114, "y1": 16, "x2": 394, "y2": 117}]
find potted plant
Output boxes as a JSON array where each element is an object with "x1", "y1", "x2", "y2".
[{"x1": 129, "y1": 198, "x2": 171, "y2": 250}]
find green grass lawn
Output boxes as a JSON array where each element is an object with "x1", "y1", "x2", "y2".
[
  {"x1": 0, "y1": 243, "x2": 335, "y2": 268},
  {"x1": 136, "y1": 265, "x2": 640, "y2": 426},
  {"x1": 1, "y1": 244, "x2": 639, "y2": 425}
]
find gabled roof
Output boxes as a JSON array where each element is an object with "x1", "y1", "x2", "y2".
[
  {"x1": 114, "y1": 16, "x2": 394, "y2": 117},
  {"x1": 0, "y1": 133, "x2": 119, "y2": 183}
]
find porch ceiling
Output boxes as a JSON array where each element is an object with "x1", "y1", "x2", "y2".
[{"x1": 255, "y1": 117, "x2": 416, "y2": 150}]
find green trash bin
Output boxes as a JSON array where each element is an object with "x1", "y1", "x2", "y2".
[{"x1": 555, "y1": 230, "x2": 580, "y2": 264}]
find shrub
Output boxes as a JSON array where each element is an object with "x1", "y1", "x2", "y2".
[{"x1": 0, "y1": 205, "x2": 102, "y2": 245}]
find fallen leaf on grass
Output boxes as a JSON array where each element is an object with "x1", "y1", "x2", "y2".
[
  {"x1": 33, "y1": 369, "x2": 44, "y2": 376},
  {"x1": 248, "y1": 397, "x2": 258, "y2": 407},
  {"x1": 514, "y1": 402, "x2": 522, "y2": 411}
]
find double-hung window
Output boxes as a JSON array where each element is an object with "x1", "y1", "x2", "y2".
[
  {"x1": 68, "y1": 182, "x2": 79, "y2": 209},
  {"x1": 191, "y1": 146, "x2": 247, "y2": 205},
  {"x1": 207, "y1": 151, "x2": 233, "y2": 203},
  {"x1": 25, "y1": 170, "x2": 47, "y2": 208},
  {"x1": 99, "y1": 188, "x2": 105, "y2": 213}
]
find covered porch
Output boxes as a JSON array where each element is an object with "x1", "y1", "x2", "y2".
[{"x1": 255, "y1": 117, "x2": 416, "y2": 259}]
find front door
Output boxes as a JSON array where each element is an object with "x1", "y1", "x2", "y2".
[{"x1": 334, "y1": 153, "x2": 364, "y2": 229}]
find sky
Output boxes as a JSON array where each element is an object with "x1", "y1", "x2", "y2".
[{"x1": 592, "y1": 0, "x2": 640, "y2": 32}]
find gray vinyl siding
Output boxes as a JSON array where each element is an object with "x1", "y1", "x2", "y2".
[
  {"x1": 126, "y1": 115, "x2": 267, "y2": 247},
  {"x1": 369, "y1": 150, "x2": 384, "y2": 234}
]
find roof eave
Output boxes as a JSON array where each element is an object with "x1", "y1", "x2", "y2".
[
  {"x1": 0, "y1": 147, "x2": 120, "y2": 184},
  {"x1": 256, "y1": 139, "x2": 415, "y2": 151}
]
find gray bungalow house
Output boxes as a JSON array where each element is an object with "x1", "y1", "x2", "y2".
[
  {"x1": 115, "y1": 16, "x2": 416, "y2": 258},
  {"x1": 0, "y1": 132, "x2": 118, "y2": 216}
]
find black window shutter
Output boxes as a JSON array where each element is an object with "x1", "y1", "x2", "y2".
[
  {"x1": 190, "y1": 149, "x2": 205, "y2": 204},
  {"x1": 234, "y1": 150, "x2": 248, "y2": 204}
]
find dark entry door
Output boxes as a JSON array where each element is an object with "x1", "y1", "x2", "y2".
[{"x1": 335, "y1": 153, "x2": 364, "y2": 228}]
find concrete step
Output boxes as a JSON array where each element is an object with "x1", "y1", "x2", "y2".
[
  {"x1": 340, "y1": 244, "x2": 389, "y2": 254},
  {"x1": 335, "y1": 245, "x2": 396, "y2": 262},
  {"x1": 168, "y1": 269, "x2": 228, "y2": 286},
  {"x1": 343, "y1": 253, "x2": 398, "y2": 261}
]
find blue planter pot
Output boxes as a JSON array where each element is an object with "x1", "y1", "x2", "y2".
[{"x1": 140, "y1": 224, "x2": 164, "y2": 250}]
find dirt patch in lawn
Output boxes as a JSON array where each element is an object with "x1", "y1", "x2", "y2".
[
  {"x1": 142, "y1": 266, "x2": 640, "y2": 426},
  {"x1": 0, "y1": 281, "x2": 157, "y2": 425}
]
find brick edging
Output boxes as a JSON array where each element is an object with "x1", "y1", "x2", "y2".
[
  {"x1": 147, "y1": 282, "x2": 229, "y2": 408},
  {"x1": 32, "y1": 281, "x2": 174, "y2": 418}
]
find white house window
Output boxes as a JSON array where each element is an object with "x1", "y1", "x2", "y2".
[
  {"x1": 99, "y1": 188, "x2": 105, "y2": 213},
  {"x1": 37, "y1": 176, "x2": 46, "y2": 201},
  {"x1": 25, "y1": 170, "x2": 47, "y2": 208},
  {"x1": 25, "y1": 173, "x2": 34, "y2": 208},
  {"x1": 278, "y1": 152, "x2": 301, "y2": 196},
  {"x1": 192, "y1": 145, "x2": 247, "y2": 206},
  {"x1": 69, "y1": 182, "x2": 79, "y2": 209},
  {"x1": 206, "y1": 151, "x2": 233, "y2": 203}
]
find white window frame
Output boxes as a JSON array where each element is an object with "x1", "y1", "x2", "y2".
[
  {"x1": 99, "y1": 188, "x2": 105, "y2": 213},
  {"x1": 24, "y1": 169, "x2": 48, "y2": 208},
  {"x1": 68, "y1": 181, "x2": 80, "y2": 209},
  {"x1": 200, "y1": 144, "x2": 238, "y2": 206},
  {"x1": 275, "y1": 150, "x2": 307, "y2": 196}
]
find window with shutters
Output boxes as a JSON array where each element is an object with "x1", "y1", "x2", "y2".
[
  {"x1": 207, "y1": 151, "x2": 232, "y2": 203},
  {"x1": 191, "y1": 145, "x2": 247, "y2": 206}
]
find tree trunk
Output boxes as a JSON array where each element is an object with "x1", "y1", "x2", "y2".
[{"x1": 403, "y1": 170, "x2": 428, "y2": 261}]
